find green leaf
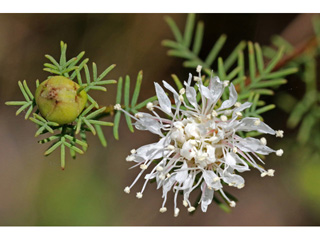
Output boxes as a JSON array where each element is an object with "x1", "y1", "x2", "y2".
[
  {"x1": 213, "y1": 196, "x2": 231, "y2": 213},
  {"x1": 18, "y1": 81, "x2": 30, "y2": 102},
  {"x1": 224, "y1": 41, "x2": 246, "y2": 71},
  {"x1": 248, "y1": 41, "x2": 256, "y2": 82},
  {"x1": 45, "y1": 54, "x2": 60, "y2": 68},
  {"x1": 255, "y1": 104, "x2": 276, "y2": 115},
  {"x1": 161, "y1": 40, "x2": 184, "y2": 50},
  {"x1": 271, "y1": 35, "x2": 294, "y2": 53},
  {"x1": 5, "y1": 101, "x2": 27, "y2": 106},
  {"x1": 125, "y1": 114, "x2": 134, "y2": 133},
  {"x1": 264, "y1": 67, "x2": 298, "y2": 79},
  {"x1": 297, "y1": 113, "x2": 315, "y2": 144},
  {"x1": 113, "y1": 111, "x2": 121, "y2": 140},
  {"x1": 205, "y1": 34, "x2": 227, "y2": 66},
  {"x1": 95, "y1": 80, "x2": 117, "y2": 85},
  {"x1": 97, "y1": 64, "x2": 116, "y2": 82},
  {"x1": 86, "y1": 107, "x2": 107, "y2": 120},
  {"x1": 84, "y1": 64, "x2": 91, "y2": 84},
  {"x1": 38, "y1": 135, "x2": 60, "y2": 144},
  {"x1": 44, "y1": 141, "x2": 62, "y2": 156},
  {"x1": 60, "y1": 143, "x2": 65, "y2": 170},
  {"x1": 263, "y1": 46, "x2": 284, "y2": 75},
  {"x1": 83, "y1": 118, "x2": 96, "y2": 135},
  {"x1": 183, "y1": 13, "x2": 195, "y2": 48},
  {"x1": 254, "y1": 43, "x2": 264, "y2": 74},
  {"x1": 95, "y1": 125, "x2": 107, "y2": 147},
  {"x1": 70, "y1": 58, "x2": 89, "y2": 80},
  {"x1": 134, "y1": 96, "x2": 158, "y2": 110},
  {"x1": 251, "y1": 78, "x2": 287, "y2": 88},
  {"x1": 192, "y1": 21, "x2": 204, "y2": 55},
  {"x1": 131, "y1": 71, "x2": 143, "y2": 107},
  {"x1": 92, "y1": 62, "x2": 97, "y2": 81},
  {"x1": 16, "y1": 102, "x2": 31, "y2": 116},
  {"x1": 217, "y1": 57, "x2": 226, "y2": 80},
  {"x1": 124, "y1": 75, "x2": 130, "y2": 108},
  {"x1": 116, "y1": 77, "x2": 123, "y2": 104},
  {"x1": 226, "y1": 66, "x2": 241, "y2": 80},
  {"x1": 60, "y1": 41, "x2": 67, "y2": 66},
  {"x1": 168, "y1": 50, "x2": 192, "y2": 59},
  {"x1": 171, "y1": 74, "x2": 183, "y2": 90},
  {"x1": 164, "y1": 16, "x2": 183, "y2": 43}
]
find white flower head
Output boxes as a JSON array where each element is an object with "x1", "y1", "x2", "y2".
[{"x1": 119, "y1": 67, "x2": 282, "y2": 215}]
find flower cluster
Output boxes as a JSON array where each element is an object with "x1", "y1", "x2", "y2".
[{"x1": 118, "y1": 66, "x2": 284, "y2": 216}]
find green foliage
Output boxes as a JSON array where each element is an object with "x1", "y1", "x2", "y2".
[
  {"x1": 6, "y1": 41, "x2": 117, "y2": 169},
  {"x1": 5, "y1": 80, "x2": 36, "y2": 119},
  {"x1": 271, "y1": 17, "x2": 320, "y2": 147},
  {"x1": 163, "y1": 14, "x2": 298, "y2": 120},
  {"x1": 113, "y1": 71, "x2": 157, "y2": 140}
]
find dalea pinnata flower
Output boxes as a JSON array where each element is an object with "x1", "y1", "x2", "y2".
[
  {"x1": 118, "y1": 66, "x2": 284, "y2": 216},
  {"x1": 35, "y1": 76, "x2": 87, "y2": 125}
]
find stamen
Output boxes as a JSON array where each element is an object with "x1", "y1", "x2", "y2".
[
  {"x1": 254, "y1": 119, "x2": 261, "y2": 126},
  {"x1": 234, "y1": 102, "x2": 241, "y2": 108},
  {"x1": 156, "y1": 166, "x2": 164, "y2": 171},
  {"x1": 194, "y1": 76, "x2": 201, "y2": 82},
  {"x1": 276, "y1": 149, "x2": 284, "y2": 156},
  {"x1": 124, "y1": 186, "x2": 130, "y2": 194},
  {"x1": 114, "y1": 104, "x2": 122, "y2": 110},
  {"x1": 276, "y1": 130, "x2": 284, "y2": 138},
  {"x1": 126, "y1": 155, "x2": 135, "y2": 162},
  {"x1": 159, "y1": 207, "x2": 167, "y2": 213},
  {"x1": 220, "y1": 115, "x2": 228, "y2": 122},
  {"x1": 196, "y1": 65, "x2": 202, "y2": 73},
  {"x1": 140, "y1": 164, "x2": 148, "y2": 170},
  {"x1": 236, "y1": 112, "x2": 242, "y2": 117},
  {"x1": 183, "y1": 200, "x2": 188, "y2": 207},
  {"x1": 167, "y1": 145, "x2": 175, "y2": 150},
  {"x1": 174, "y1": 208, "x2": 180, "y2": 217},
  {"x1": 136, "y1": 192, "x2": 143, "y2": 199},
  {"x1": 260, "y1": 171, "x2": 268, "y2": 177},
  {"x1": 267, "y1": 169, "x2": 275, "y2": 177},
  {"x1": 212, "y1": 110, "x2": 218, "y2": 117},
  {"x1": 229, "y1": 201, "x2": 236, "y2": 207},
  {"x1": 188, "y1": 207, "x2": 196, "y2": 212},
  {"x1": 146, "y1": 102, "x2": 154, "y2": 111},
  {"x1": 233, "y1": 147, "x2": 238, "y2": 153},
  {"x1": 179, "y1": 88, "x2": 186, "y2": 95},
  {"x1": 260, "y1": 137, "x2": 267, "y2": 145}
]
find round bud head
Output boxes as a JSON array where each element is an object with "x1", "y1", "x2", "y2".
[{"x1": 35, "y1": 76, "x2": 87, "y2": 125}]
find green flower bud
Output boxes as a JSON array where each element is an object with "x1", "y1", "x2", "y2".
[{"x1": 35, "y1": 76, "x2": 87, "y2": 125}]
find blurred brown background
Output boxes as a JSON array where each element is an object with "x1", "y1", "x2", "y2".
[{"x1": 0, "y1": 13, "x2": 319, "y2": 226}]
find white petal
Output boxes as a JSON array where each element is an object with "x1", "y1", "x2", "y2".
[
  {"x1": 162, "y1": 80, "x2": 180, "y2": 105},
  {"x1": 134, "y1": 115, "x2": 163, "y2": 136},
  {"x1": 218, "y1": 83, "x2": 238, "y2": 110},
  {"x1": 175, "y1": 162, "x2": 188, "y2": 183},
  {"x1": 154, "y1": 82, "x2": 172, "y2": 115},
  {"x1": 221, "y1": 170, "x2": 245, "y2": 188},
  {"x1": 225, "y1": 152, "x2": 237, "y2": 166},
  {"x1": 180, "y1": 141, "x2": 196, "y2": 160},
  {"x1": 236, "y1": 117, "x2": 276, "y2": 135},
  {"x1": 236, "y1": 137, "x2": 275, "y2": 155},
  {"x1": 185, "y1": 84, "x2": 198, "y2": 108},
  {"x1": 199, "y1": 84, "x2": 212, "y2": 100},
  {"x1": 232, "y1": 102, "x2": 252, "y2": 117},
  {"x1": 200, "y1": 182, "x2": 214, "y2": 212},
  {"x1": 162, "y1": 175, "x2": 176, "y2": 196},
  {"x1": 203, "y1": 170, "x2": 222, "y2": 189}
]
